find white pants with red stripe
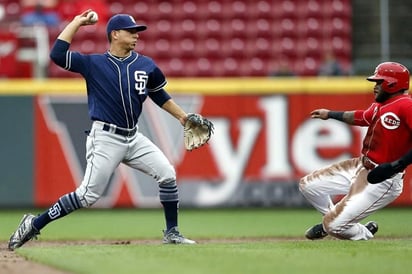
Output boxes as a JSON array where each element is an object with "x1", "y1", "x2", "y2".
[{"x1": 299, "y1": 157, "x2": 403, "y2": 240}]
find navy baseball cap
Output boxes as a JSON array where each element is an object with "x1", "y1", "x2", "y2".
[{"x1": 106, "y1": 14, "x2": 147, "y2": 36}]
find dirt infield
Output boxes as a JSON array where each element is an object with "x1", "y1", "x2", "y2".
[{"x1": 0, "y1": 242, "x2": 70, "y2": 274}]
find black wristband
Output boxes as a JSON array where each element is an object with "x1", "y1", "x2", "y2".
[{"x1": 328, "y1": 111, "x2": 344, "y2": 121}]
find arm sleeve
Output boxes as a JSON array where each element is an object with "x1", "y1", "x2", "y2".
[
  {"x1": 49, "y1": 39, "x2": 71, "y2": 68},
  {"x1": 353, "y1": 103, "x2": 377, "y2": 126},
  {"x1": 49, "y1": 39, "x2": 89, "y2": 75},
  {"x1": 149, "y1": 88, "x2": 172, "y2": 107}
]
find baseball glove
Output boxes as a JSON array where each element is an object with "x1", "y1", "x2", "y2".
[{"x1": 184, "y1": 113, "x2": 214, "y2": 151}]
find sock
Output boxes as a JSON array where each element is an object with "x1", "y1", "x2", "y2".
[
  {"x1": 161, "y1": 200, "x2": 179, "y2": 231},
  {"x1": 33, "y1": 192, "x2": 82, "y2": 231},
  {"x1": 159, "y1": 181, "x2": 179, "y2": 231}
]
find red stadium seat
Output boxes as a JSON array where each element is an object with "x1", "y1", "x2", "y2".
[
  {"x1": 219, "y1": 18, "x2": 248, "y2": 39},
  {"x1": 197, "y1": 19, "x2": 223, "y2": 39},
  {"x1": 330, "y1": 36, "x2": 352, "y2": 59},
  {"x1": 204, "y1": 1, "x2": 223, "y2": 19},
  {"x1": 274, "y1": 0, "x2": 297, "y2": 19},
  {"x1": 279, "y1": 37, "x2": 297, "y2": 58},
  {"x1": 245, "y1": 18, "x2": 272, "y2": 39},
  {"x1": 324, "y1": 17, "x2": 352, "y2": 37},
  {"x1": 109, "y1": 2, "x2": 126, "y2": 15},
  {"x1": 244, "y1": 38, "x2": 272, "y2": 58},
  {"x1": 323, "y1": 0, "x2": 352, "y2": 18},
  {"x1": 297, "y1": 17, "x2": 322, "y2": 38},
  {"x1": 202, "y1": 38, "x2": 223, "y2": 58},
  {"x1": 178, "y1": 38, "x2": 197, "y2": 58},
  {"x1": 3, "y1": 1, "x2": 21, "y2": 21},
  {"x1": 296, "y1": 0, "x2": 323, "y2": 18},
  {"x1": 279, "y1": 18, "x2": 298, "y2": 38},
  {"x1": 247, "y1": 0, "x2": 274, "y2": 20},
  {"x1": 296, "y1": 37, "x2": 322, "y2": 57},
  {"x1": 293, "y1": 57, "x2": 319, "y2": 76}
]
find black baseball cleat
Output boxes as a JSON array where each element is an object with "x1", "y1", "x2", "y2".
[
  {"x1": 305, "y1": 223, "x2": 328, "y2": 240},
  {"x1": 365, "y1": 221, "x2": 379, "y2": 235}
]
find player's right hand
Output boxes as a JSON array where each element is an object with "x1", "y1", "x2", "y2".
[{"x1": 310, "y1": 109, "x2": 330, "y2": 120}]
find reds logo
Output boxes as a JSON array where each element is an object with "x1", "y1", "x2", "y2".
[{"x1": 380, "y1": 112, "x2": 400, "y2": 129}]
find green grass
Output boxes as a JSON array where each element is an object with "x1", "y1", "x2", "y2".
[{"x1": 2, "y1": 208, "x2": 412, "y2": 274}]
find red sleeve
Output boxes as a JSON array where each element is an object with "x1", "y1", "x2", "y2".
[
  {"x1": 402, "y1": 103, "x2": 412, "y2": 129},
  {"x1": 353, "y1": 103, "x2": 378, "y2": 126}
]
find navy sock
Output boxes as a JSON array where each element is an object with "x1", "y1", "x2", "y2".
[
  {"x1": 33, "y1": 192, "x2": 82, "y2": 231},
  {"x1": 161, "y1": 201, "x2": 178, "y2": 231}
]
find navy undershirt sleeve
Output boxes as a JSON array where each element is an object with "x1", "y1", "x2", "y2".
[
  {"x1": 49, "y1": 39, "x2": 70, "y2": 68},
  {"x1": 149, "y1": 88, "x2": 172, "y2": 107}
]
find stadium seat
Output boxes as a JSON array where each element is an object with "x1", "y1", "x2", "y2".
[
  {"x1": 219, "y1": 18, "x2": 248, "y2": 39},
  {"x1": 153, "y1": 38, "x2": 172, "y2": 58},
  {"x1": 330, "y1": 36, "x2": 352, "y2": 59},
  {"x1": 245, "y1": 38, "x2": 271, "y2": 58},
  {"x1": 279, "y1": 18, "x2": 298, "y2": 38},
  {"x1": 328, "y1": 17, "x2": 352, "y2": 37},
  {"x1": 296, "y1": 0, "x2": 323, "y2": 18},
  {"x1": 298, "y1": 17, "x2": 322, "y2": 37},
  {"x1": 293, "y1": 57, "x2": 319, "y2": 76},
  {"x1": 245, "y1": 18, "x2": 271, "y2": 39},
  {"x1": 323, "y1": 0, "x2": 352, "y2": 18},
  {"x1": 275, "y1": 0, "x2": 297, "y2": 19},
  {"x1": 198, "y1": 18, "x2": 223, "y2": 39},
  {"x1": 3, "y1": 1, "x2": 20, "y2": 21},
  {"x1": 203, "y1": 37, "x2": 223, "y2": 58},
  {"x1": 109, "y1": 2, "x2": 126, "y2": 15},
  {"x1": 247, "y1": 0, "x2": 273, "y2": 20},
  {"x1": 280, "y1": 37, "x2": 297, "y2": 58}
]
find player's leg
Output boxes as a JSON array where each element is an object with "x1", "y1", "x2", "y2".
[
  {"x1": 8, "y1": 126, "x2": 125, "y2": 250},
  {"x1": 299, "y1": 157, "x2": 360, "y2": 239},
  {"x1": 125, "y1": 132, "x2": 195, "y2": 244},
  {"x1": 324, "y1": 169, "x2": 403, "y2": 240},
  {"x1": 299, "y1": 158, "x2": 358, "y2": 215}
]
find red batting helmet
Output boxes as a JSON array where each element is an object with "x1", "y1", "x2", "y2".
[{"x1": 367, "y1": 62, "x2": 410, "y2": 93}]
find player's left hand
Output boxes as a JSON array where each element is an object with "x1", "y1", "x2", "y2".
[{"x1": 184, "y1": 113, "x2": 214, "y2": 151}]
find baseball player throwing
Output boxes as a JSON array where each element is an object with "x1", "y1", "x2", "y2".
[
  {"x1": 300, "y1": 62, "x2": 412, "y2": 240},
  {"x1": 9, "y1": 10, "x2": 199, "y2": 250}
]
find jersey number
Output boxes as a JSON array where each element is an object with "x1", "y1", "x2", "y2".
[{"x1": 134, "y1": 71, "x2": 148, "y2": 95}]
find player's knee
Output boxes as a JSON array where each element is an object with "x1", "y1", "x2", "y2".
[
  {"x1": 298, "y1": 177, "x2": 307, "y2": 193},
  {"x1": 75, "y1": 187, "x2": 100, "y2": 207},
  {"x1": 299, "y1": 176, "x2": 314, "y2": 195},
  {"x1": 156, "y1": 164, "x2": 176, "y2": 184}
]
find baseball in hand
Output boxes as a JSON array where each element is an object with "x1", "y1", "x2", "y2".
[{"x1": 88, "y1": 11, "x2": 98, "y2": 23}]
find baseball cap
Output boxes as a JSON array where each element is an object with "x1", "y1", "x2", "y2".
[{"x1": 106, "y1": 14, "x2": 147, "y2": 36}]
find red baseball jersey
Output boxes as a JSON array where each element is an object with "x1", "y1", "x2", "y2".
[{"x1": 353, "y1": 94, "x2": 412, "y2": 163}]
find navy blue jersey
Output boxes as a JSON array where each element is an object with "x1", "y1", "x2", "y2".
[{"x1": 50, "y1": 39, "x2": 171, "y2": 128}]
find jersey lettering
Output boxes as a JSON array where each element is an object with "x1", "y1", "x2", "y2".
[
  {"x1": 48, "y1": 202, "x2": 62, "y2": 219},
  {"x1": 381, "y1": 112, "x2": 400, "y2": 129},
  {"x1": 134, "y1": 71, "x2": 148, "y2": 95}
]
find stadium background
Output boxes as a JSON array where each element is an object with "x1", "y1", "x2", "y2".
[{"x1": 0, "y1": 0, "x2": 412, "y2": 208}]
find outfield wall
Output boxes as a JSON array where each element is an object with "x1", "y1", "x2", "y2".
[{"x1": 1, "y1": 77, "x2": 411, "y2": 208}]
